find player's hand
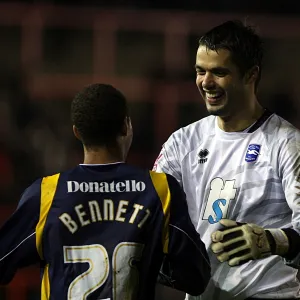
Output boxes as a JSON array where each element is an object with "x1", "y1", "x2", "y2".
[{"x1": 210, "y1": 219, "x2": 289, "y2": 266}]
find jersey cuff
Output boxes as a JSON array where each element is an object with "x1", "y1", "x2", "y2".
[{"x1": 281, "y1": 228, "x2": 300, "y2": 264}]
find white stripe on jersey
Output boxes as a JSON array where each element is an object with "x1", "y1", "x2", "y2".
[
  {"x1": 169, "y1": 224, "x2": 210, "y2": 267},
  {"x1": 0, "y1": 232, "x2": 36, "y2": 262},
  {"x1": 154, "y1": 114, "x2": 300, "y2": 300}
]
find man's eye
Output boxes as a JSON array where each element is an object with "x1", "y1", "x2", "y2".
[{"x1": 214, "y1": 71, "x2": 227, "y2": 77}]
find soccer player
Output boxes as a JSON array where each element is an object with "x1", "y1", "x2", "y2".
[
  {"x1": 0, "y1": 84, "x2": 211, "y2": 299},
  {"x1": 153, "y1": 20, "x2": 300, "y2": 300}
]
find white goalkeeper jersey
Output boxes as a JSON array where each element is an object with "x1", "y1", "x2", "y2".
[{"x1": 154, "y1": 112, "x2": 300, "y2": 300}]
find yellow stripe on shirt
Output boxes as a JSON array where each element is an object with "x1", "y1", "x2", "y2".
[
  {"x1": 149, "y1": 171, "x2": 171, "y2": 254},
  {"x1": 36, "y1": 173, "x2": 60, "y2": 259},
  {"x1": 41, "y1": 264, "x2": 50, "y2": 300}
]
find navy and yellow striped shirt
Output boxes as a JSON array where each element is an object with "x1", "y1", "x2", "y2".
[{"x1": 0, "y1": 163, "x2": 210, "y2": 299}]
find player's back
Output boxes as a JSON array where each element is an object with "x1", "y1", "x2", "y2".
[{"x1": 39, "y1": 163, "x2": 178, "y2": 300}]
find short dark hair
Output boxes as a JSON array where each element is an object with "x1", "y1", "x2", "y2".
[
  {"x1": 71, "y1": 83, "x2": 128, "y2": 147},
  {"x1": 199, "y1": 20, "x2": 263, "y2": 91}
]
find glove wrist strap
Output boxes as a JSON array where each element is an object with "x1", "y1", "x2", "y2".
[{"x1": 266, "y1": 229, "x2": 289, "y2": 256}]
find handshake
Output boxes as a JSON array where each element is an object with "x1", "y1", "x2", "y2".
[{"x1": 210, "y1": 219, "x2": 289, "y2": 266}]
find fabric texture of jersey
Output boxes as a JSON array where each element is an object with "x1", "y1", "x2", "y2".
[
  {"x1": 0, "y1": 163, "x2": 210, "y2": 300},
  {"x1": 154, "y1": 113, "x2": 300, "y2": 300}
]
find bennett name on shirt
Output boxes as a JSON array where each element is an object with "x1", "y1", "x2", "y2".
[{"x1": 59, "y1": 179, "x2": 151, "y2": 234}]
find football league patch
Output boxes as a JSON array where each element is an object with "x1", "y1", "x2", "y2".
[{"x1": 245, "y1": 144, "x2": 261, "y2": 162}]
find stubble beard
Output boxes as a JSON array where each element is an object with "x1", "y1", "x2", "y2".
[{"x1": 206, "y1": 102, "x2": 230, "y2": 117}]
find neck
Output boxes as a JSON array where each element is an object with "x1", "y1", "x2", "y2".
[
  {"x1": 217, "y1": 100, "x2": 264, "y2": 132},
  {"x1": 82, "y1": 146, "x2": 124, "y2": 165}
]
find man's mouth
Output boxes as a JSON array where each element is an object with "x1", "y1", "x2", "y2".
[{"x1": 205, "y1": 91, "x2": 225, "y2": 104}]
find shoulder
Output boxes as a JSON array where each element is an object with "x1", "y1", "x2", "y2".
[
  {"x1": 263, "y1": 114, "x2": 300, "y2": 146},
  {"x1": 148, "y1": 170, "x2": 180, "y2": 187},
  {"x1": 20, "y1": 177, "x2": 42, "y2": 199},
  {"x1": 261, "y1": 115, "x2": 300, "y2": 174},
  {"x1": 170, "y1": 115, "x2": 214, "y2": 140},
  {"x1": 165, "y1": 115, "x2": 215, "y2": 152},
  {"x1": 17, "y1": 177, "x2": 43, "y2": 209},
  {"x1": 148, "y1": 171, "x2": 184, "y2": 204}
]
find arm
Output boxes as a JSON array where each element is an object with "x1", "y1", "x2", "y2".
[
  {"x1": 279, "y1": 132, "x2": 300, "y2": 266},
  {"x1": 210, "y1": 131, "x2": 300, "y2": 267},
  {"x1": 153, "y1": 133, "x2": 182, "y2": 185},
  {"x1": 0, "y1": 179, "x2": 41, "y2": 284},
  {"x1": 158, "y1": 174, "x2": 211, "y2": 296}
]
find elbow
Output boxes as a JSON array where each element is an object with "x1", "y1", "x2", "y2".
[
  {"x1": 178, "y1": 261, "x2": 211, "y2": 296},
  {"x1": 188, "y1": 288, "x2": 206, "y2": 297},
  {"x1": 0, "y1": 277, "x2": 12, "y2": 286},
  {"x1": 188, "y1": 265, "x2": 211, "y2": 296},
  {"x1": 186, "y1": 284, "x2": 206, "y2": 296},
  {"x1": 203, "y1": 263, "x2": 211, "y2": 287},
  {"x1": 0, "y1": 268, "x2": 15, "y2": 286},
  {"x1": 184, "y1": 280, "x2": 209, "y2": 296}
]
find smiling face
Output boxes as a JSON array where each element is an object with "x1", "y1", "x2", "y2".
[{"x1": 195, "y1": 46, "x2": 249, "y2": 118}]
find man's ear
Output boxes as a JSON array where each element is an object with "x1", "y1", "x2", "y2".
[
  {"x1": 73, "y1": 125, "x2": 81, "y2": 141},
  {"x1": 244, "y1": 65, "x2": 259, "y2": 85},
  {"x1": 121, "y1": 116, "x2": 132, "y2": 136},
  {"x1": 126, "y1": 116, "x2": 132, "y2": 133}
]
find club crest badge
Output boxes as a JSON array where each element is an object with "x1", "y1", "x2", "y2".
[{"x1": 245, "y1": 144, "x2": 261, "y2": 162}]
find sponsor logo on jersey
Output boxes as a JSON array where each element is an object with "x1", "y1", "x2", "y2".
[
  {"x1": 203, "y1": 178, "x2": 237, "y2": 224},
  {"x1": 245, "y1": 144, "x2": 261, "y2": 162},
  {"x1": 67, "y1": 180, "x2": 146, "y2": 193},
  {"x1": 198, "y1": 149, "x2": 209, "y2": 164}
]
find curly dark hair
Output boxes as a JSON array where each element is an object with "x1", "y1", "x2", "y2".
[
  {"x1": 71, "y1": 83, "x2": 128, "y2": 147},
  {"x1": 199, "y1": 20, "x2": 263, "y2": 91}
]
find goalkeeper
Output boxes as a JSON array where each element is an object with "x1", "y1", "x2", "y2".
[{"x1": 153, "y1": 19, "x2": 300, "y2": 300}]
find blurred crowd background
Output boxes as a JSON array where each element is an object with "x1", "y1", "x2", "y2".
[{"x1": 0, "y1": 1, "x2": 300, "y2": 299}]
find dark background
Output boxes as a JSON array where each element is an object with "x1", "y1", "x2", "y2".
[{"x1": 0, "y1": 1, "x2": 299, "y2": 299}]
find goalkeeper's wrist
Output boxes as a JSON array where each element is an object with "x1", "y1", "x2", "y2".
[
  {"x1": 265, "y1": 229, "x2": 289, "y2": 256},
  {"x1": 281, "y1": 228, "x2": 300, "y2": 260}
]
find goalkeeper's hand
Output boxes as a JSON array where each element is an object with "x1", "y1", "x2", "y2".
[{"x1": 211, "y1": 219, "x2": 289, "y2": 266}]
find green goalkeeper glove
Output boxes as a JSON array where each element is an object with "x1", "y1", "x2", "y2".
[{"x1": 211, "y1": 219, "x2": 289, "y2": 266}]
